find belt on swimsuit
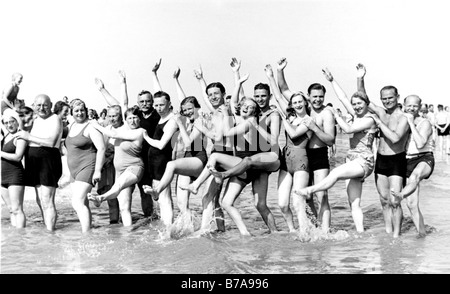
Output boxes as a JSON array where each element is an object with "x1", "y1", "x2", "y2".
[{"x1": 406, "y1": 151, "x2": 433, "y2": 159}]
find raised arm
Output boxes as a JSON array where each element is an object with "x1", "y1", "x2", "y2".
[
  {"x1": 118, "y1": 70, "x2": 129, "y2": 112},
  {"x1": 95, "y1": 78, "x2": 120, "y2": 106},
  {"x1": 230, "y1": 58, "x2": 245, "y2": 98},
  {"x1": 265, "y1": 64, "x2": 289, "y2": 115},
  {"x1": 322, "y1": 68, "x2": 355, "y2": 117},
  {"x1": 229, "y1": 73, "x2": 249, "y2": 116},
  {"x1": 193, "y1": 64, "x2": 212, "y2": 112},
  {"x1": 356, "y1": 63, "x2": 385, "y2": 117},
  {"x1": 151, "y1": 58, "x2": 163, "y2": 92},
  {"x1": 172, "y1": 67, "x2": 185, "y2": 113},
  {"x1": 276, "y1": 57, "x2": 294, "y2": 102}
]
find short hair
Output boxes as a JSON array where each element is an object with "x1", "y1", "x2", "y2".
[
  {"x1": 380, "y1": 85, "x2": 399, "y2": 96},
  {"x1": 107, "y1": 105, "x2": 124, "y2": 123},
  {"x1": 206, "y1": 82, "x2": 226, "y2": 95},
  {"x1": 235, "y1": 96, "x2": 261, "y2": 117},
  {"x1": 138, "y1": 90, "x2": 153, "y2": 99},
  {"x1": 124, "y1": 105, "x2": 143, "y2": 120},
  {"x1": 53, "y1": 100, "x2": 70, "y2": 115},
  {"x1": 254, "y1": 83, "x2": 271, "y2": 95},
  {"x1": 351, "y1": 91, "x2": 370, "y2": 105},
  {"x1": 437, "y1": 104, "x2": 444, "y2": 110},
  {"x1": 287, "y1": 92, "x2": 310, "y2": 117},
  {"x1": 180, "y1": 96, "x2": 201, "y2": 116},
  {"x1": 153, "y1": 91, "x2": 171, "y2": 101},
  {"x1": 69, "y1": 98, "x2": 88, "y2": 115},
  {"x1": 307, "y1": 83, "x2": 326, "y2": 95}
]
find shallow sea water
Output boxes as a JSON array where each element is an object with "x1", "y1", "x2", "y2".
[{"x1": 2, "y1": 134, "x2": 450, "y2": 274}]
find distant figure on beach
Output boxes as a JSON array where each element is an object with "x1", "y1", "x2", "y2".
[
  {"x1": 1, "y1": 109, "x2": 28, "y2": 228},
  {"x1": 435, "y1": 104, "x2": 450, "y2": 159},
  {"x1": 1, "y1": 73, "x2": 23, "y2": 115},
  {"x1": 374, "y1": 95, "x2": 434, "y2": 237},
  {"x1": 14, "y1": 94, "x2": 63, "y2": 231},
  {"x1": 277, "y1": 58, "x2": 335, "y2": 232},
  {"x1": 357, "y1": 63, "x2": 410, "y2": 238},
  {"x1": 295, "y1": 68, "x2": 378, "y2": 233},
  {"x1": 65, "y1": 99, "x2": 105, "y2": 232}
]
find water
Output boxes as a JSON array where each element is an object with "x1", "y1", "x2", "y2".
[{"x1": 2, "y1": 133, "x2": 450, "y2": 274}]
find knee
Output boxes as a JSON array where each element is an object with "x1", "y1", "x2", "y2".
[
  {"x1": 243, "y1": 157, "x2": 253, "y2": 167},
  {"x1": 278, "y1": 203, "x2": 290, "y2": 213},
  {"x1": 255, "y1": 202, "x2": 268, "y2": 213}
]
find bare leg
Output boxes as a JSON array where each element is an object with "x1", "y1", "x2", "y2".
[
  {"x1": 200, "y1": 177, "x2": 225, "y2": 232},
  {"x1": 292, "y1": 171, "x2": 310, "y2": 233},
  {"x1": 117, "y1": 186, "x2": 134, "y2": 226},
  {"x1": 36, "y1": 185, "x2": 58, "y2": 231},
  {"x1": 277, "y1": 170, "x2": 296, "y2": 232},
  {"x1": 313, "y1": 169, "x2": 331, "y2": 232},
  {"x1": 375, "y1": 174, "x2": 394, "y2": 235},
  {"x1": 346, "y1": 178, "x2": 364, "y2": 232},
  {"x1": 252, "y1": 172, "x2": 278, "y2": 232},
  {"x1": 221, "y1": 178, "x2": 250, "y2": 236},
  {"x1": 151, "y1": 179, "x2": 174, "y2": 227},
  {"x1": 71, "y1": 181, "x2": 93, "y2": 233},
  {"x1": 6, "y1": 186, "x2": 26, "y2": 228},
  {"x1": 389, "y1": 176, "x2": 404, "y2": 238}
]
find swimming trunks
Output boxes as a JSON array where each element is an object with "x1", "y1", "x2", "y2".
[
  {"x1": 306, "y1": 146, "x2": 330, "y2": 172},
  {"x1": 1, "y1": 136, "x2": 25, "y2": 187},
  {"x1": 65, "y1": 124, "x2": 97, "y2": 184},
  {"x1": 406, "y1": 152, "x2": 435, "y2": 179},
  {"x1": 24, "y1": 146, "x2": 62, "y2": 187},
  {"x1": 437, "y1": 124, "x2": 450, "y2": 136},
  {"x1": 375, "y1": 152, "x2": 407, "y2": 178}
]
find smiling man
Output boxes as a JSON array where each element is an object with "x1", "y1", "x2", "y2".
[{"x1": 357, "y1": 64, "x2": 410, "y2": 238}]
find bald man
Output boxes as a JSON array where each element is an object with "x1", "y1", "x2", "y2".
[
  {"x1": 15, "y1": 94, "x2": 63, "y2": 231},
  {"x1": 391, "y1": 95, "x2": 434, "y2": 237}
]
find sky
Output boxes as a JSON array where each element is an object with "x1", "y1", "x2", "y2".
[{"x1": 1, "y1": 0, "x2": 450, "y2": 113}]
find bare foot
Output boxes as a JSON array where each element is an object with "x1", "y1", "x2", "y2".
[
  {"x1": 87, "y1": 193, "x2": 102, "y2": 208},
  {"x1": 179, "y1": 184, "x2": 198, "y2": 195},
  {"x1": 94, "y1": 78, "x2": 104, "y2": 91},
  {"x1": 294, "y1": 188, "x2": 312, "y2": 200},
  {"x1": 143, "y1": 185, "x2": 159, "y2": 201},
  {"x1": 208, "y1": 166, "x2": 224, "y2": 184}
]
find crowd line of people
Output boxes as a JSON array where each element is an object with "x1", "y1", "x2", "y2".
[{"x1": 1, "y1": 59, "x2": 449, "y2": 238}]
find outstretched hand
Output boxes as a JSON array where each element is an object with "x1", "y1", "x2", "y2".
[
  {"x1": 193, "y1": 65, "x2": 203, "y2": 80},
  {"x1": 94, "y1": 78, "x2": 104, "y2": 90},
  {"x1": 322, "y1": 68, "x2": 334, "y2": 82},
  {"x1": 118, "y1": 70, "x2": 126, "y2": 82},
  {"x1": 277, "y1": 58, "x2": 287, "y2": 71},
  {"x1": 356, "y1": 63, "x2": 366, "y2": 79},
  {"x1": 264, "y1": 64, "x2": 274, "y2": 77},
  {"x1": 173, "y1": 67, "x2": 181, "y2": 79},
  {"x1": 230, "y1": 57, "x2": 241, "y2": 72},
  {"x1": 152, "y1": 58, "x2": 162, "y2": 72}
]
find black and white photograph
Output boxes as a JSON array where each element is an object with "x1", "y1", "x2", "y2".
[{"x1": 1, "y1": 0, "x2": 450, "y2": 277}]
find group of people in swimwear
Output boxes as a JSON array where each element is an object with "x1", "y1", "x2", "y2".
[{"x1": 1, "y1": 58, "x2": 439, "y2": 238}]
